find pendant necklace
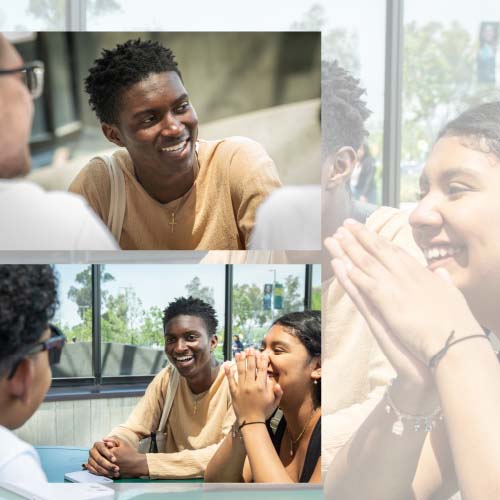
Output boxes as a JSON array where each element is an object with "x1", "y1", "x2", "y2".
[
  {"x1": 288, "y1": 409, "x2": 316, "y2": 457},
  {"x1": 169, "y1": 145, "x2": 199, "y2": 234}
]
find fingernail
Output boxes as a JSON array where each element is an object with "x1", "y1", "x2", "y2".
[{"x1": 344, "y1": 218, "x2": 358, "y2": 225}]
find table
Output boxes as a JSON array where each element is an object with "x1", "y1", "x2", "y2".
[
  {"x1": 34, "y1": 447, "x2": 322, "y2": 499},
  {"x1": 35, "y1": 447, "x2": 202, "y2": 484}
]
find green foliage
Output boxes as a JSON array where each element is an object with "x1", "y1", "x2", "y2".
[
  {"x1": 232, "y1": 275, "x2": 307, "y2": 347},
  {"x1": 311, "y1": 286, "x2": 321, "y2": 311},
  {"x1": 67, "y1": 265, "x2": 114, "y2": 320}
]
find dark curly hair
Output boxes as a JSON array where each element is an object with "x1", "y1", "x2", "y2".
[
  {"x1": 85, "y1": 38, "x2": 182, "y2": 124},
  {"x1": 437, "y1": 101, "x2": 500, "y2": 159},
  {"x1": 272, "y1": 310, "x2": 321, "y2": 408},
  {"x1": 322, "y1": 60, "x2": 371, "y2": 160},
  {"x1": 0, "y1": 265, "x2": 58, "y2": 375},
  {"x1": 163, "y1": 296, "x2": 218, "y2": 337}
]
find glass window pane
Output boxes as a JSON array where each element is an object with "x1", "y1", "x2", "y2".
[
  {"x1": 1, "y1": 2, "x2": 66, "y2": 30},
  {"x1": 311, "y1": 264, "x2": 321, "y2": 311},
  {"x1": 232, "y1": 265, "x2": 307, "y2": 353},
  {"x1": 326, "y1": 1, "x2": 387, "y2": 206},
  {"x1": 86, "y1": 0, "x2": 327, "y2": 30},
  {"x1": 52, "y1": 264, "x2": 93, "y2": 379},
  {"x1": 401, "y1": 0, "x2": 500, "y2": 208},
  {"x1": 100, "y1": 265, "x2": 226, "y2": 377}
]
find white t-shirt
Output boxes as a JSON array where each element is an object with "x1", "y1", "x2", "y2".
[
  {"x1": 0, "y1": 425, "x2": 47, "y2": 483},
  {"x1": 249, "y1": 185, "x2": 321, "y2": 250},
  {"x1": 0, "y1": 180, "x2": 118, "y2": 250}
]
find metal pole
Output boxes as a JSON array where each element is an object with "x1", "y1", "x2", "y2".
[
  {"x1": 304, "y1": 265, "x2": 313, "y2": 310},
  {"x1": 66, "y1": 0, "x2": 87, "y2": 30},
  {"x1": 382, "y1": 0, "x2": 404, "y2": 208},
  {"x1": 92, "y1": 264, "x2": 102, "y2": 386},
  {"x1": 223, "y1": 265, "x2": 233, "y2": 361}
]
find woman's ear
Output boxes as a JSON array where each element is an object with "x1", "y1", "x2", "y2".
[{"x1": 310, "y1": 357, "x2": 321, "y2": 381}]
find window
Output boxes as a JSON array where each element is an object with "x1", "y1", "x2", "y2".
[
  {"x1": 401, "y1": 0, "x2": 500, "y2": 208},
  {"x1": 232, "y1": 265, "x2": 307, "y2": 353},
  {"x1": 50, "y1": 264, "x2": 317, "y2": 392}
]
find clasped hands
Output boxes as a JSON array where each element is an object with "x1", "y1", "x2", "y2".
[
  {"x1": 224, "y1": 348, "x2": 283, "y2": 425},
  {"x1": 86, "y1": 436, "x2": 148, "y2": 478},
  {"x1": 325, "y1": 219, "x2": 480, "y2": 397}
]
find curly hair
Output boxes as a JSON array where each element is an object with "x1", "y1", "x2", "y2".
[
  {"x1": 322, "y1": 60, "x2": 371, "y2": 160},
  {"x1": 163, "y1": 296, "x2": 218, "y2": 337},
  {"x1": 0, "y1": 265, "x2": 58, "y2": 373},
  {"x1": 272, "y1": 310, "x2": 321, "y2": 408},
  {"x1": 85, "y1": 38, "x2": 182, "y2": 124},
  {"x1": 437, "y1": 101, "x2": 500, "y2": 160}
]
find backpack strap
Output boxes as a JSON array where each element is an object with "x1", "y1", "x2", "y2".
[
  {"x1": 158, "y1": 365, "x2": 180, "y2": 433},
  {"x1": 98, "y1": 153, "x2": 126, "y2": 243}
]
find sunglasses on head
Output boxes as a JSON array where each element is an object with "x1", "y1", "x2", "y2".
[
  {"x1": 0, "y1": 60, "x2": 45, "y2": 99},
  {"x1": 7, "y1": 324, "x2": 66, "y2": 380}
]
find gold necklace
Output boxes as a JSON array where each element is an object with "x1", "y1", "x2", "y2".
[
  {"x1": 288, "y1": 410, "x2": 317, "y2": 457},
  {"x1": 168, "y1": 145, "x2": 200, "y2": 234}
]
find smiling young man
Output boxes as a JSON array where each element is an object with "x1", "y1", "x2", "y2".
[
  {"x1": 0, "y1": 265, "x2": 65, "y2": 483},
  {"x1": 69, "y1": 39, "x2": 282, "y2": 250},
  {"x1": 85, "y1": 296, "x2": 235, "y2": 480}
]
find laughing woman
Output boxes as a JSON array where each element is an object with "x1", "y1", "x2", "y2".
[
  {"x1": 205, "y1": 311, "x2": 321, "y2": 483},
  {"x1": 324, "y1": 102, "x2": 500, "y2": 500}
]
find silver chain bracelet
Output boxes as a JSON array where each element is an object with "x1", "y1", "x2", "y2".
[{"x1": 384, "y1": 379, "x2": 443, "y2": 436}]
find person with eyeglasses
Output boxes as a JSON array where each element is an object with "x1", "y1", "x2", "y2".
[
  {"x1": 0, "y1": 265, "x2": 65, "y2": 483},
  {"x1": 0, "y1": 34, "x2": 117, "y2": 250}
]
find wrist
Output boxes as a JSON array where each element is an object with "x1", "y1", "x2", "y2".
[
  {"x1": 137, "y1": 454, "x2": 149, "y2": 477},
  {"x1": 390, "y1": 377, "x2": 439, "y2": 415}
]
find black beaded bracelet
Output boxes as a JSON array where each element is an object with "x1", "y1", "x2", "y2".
[{"x1": 428, "y1": 330, "x2": 489, "y2": 369}]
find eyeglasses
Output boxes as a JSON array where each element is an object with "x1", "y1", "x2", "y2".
[
  {"x1": 0, "y1": 60, "x2": 45, "y2": 99},
  {"x1": 7, "y1": 324, "x2": 66, "y2": 380}
]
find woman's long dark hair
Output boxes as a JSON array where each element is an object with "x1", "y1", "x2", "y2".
[{"x1": 272, "y1": 310, "x2": 321, "y2": 408}]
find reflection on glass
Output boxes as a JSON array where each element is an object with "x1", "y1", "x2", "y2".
[
  {"x1": 232, "y1": 265, "x2": 306, "y2": 353},
  {"x1": 53, "y1": 264, "x2": 93, "y2": 378},
  {"x1": 401, "y1": 0, "x2": 500, "y2": 208},
  {"x1": 1, "y1": 1, "x2": 66, "y2": 30}
]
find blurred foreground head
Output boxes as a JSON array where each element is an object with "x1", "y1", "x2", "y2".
[
  {"x1": 0, "y1": 34, "x2": 34, "y2": 178},
  {"x1": 0, "y1": 265, "x2": 59, "y2": 429}
]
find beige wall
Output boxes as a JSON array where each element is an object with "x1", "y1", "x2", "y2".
[{"x1": 14, "y1": 397, "x2": 140, "y2": 448}]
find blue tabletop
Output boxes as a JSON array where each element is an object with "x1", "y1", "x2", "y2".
[{"x1": 35, "y1": 447, "x2": 202, "y2": 484}]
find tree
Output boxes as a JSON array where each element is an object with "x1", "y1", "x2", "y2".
[
  {"x1": 282, "y1": 275, "x2": 303, "y2": 313},
  {"x1": 27, "y1": 0, "x2": 120, "y2": 28},
  {"x1": 184, "y1": 277, "x2": 215, "y2": 306},
  {"x1": 291, "y1": 3, "x2": 360, "y2": 74},
  {"x1": 67, "y1": 265, "x2": 114, "y2": 320}
]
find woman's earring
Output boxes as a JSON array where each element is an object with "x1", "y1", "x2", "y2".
[{"x1": 313, "y1": 380, "x2": 318, "y2": 385}]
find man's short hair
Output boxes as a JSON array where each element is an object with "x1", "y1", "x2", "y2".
[
  {"x1": 85, "y1": 38, "x2": 182, "y2": 125},
  {"x1": 162, "y1": 296, "x2": 218, "y2": 337},
  {"x1": 0, "y1": 265, "x2": 58, "y2": 374},
  {"x1": 322, "y1": 60, "x2": 371, "y2": 160}
]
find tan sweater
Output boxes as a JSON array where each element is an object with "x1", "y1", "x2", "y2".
[
  {"x1": 322, "y1": 207, "x2": 425, "y2": 471},
  {"x1": 69, "y1": 137, "x2": 281, "y2": 250},
  {"x1": 108, "y1": 365, "x2": 235, "y2": 479}
]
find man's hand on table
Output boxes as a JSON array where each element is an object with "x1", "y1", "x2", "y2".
[{"x1": 86, "y1": 436, "x2": 149, "y2": 478}]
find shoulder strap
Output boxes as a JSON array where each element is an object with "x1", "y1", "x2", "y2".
[
  {"x1": 99, "y1": 153, "x2": 126, "y2": 243},
  {"x1": 299, "y1": 417, "x2": 321, "y2": 483},
  {"x1": 157, "y1": 365, "x2": 180, "y2": 433}
]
